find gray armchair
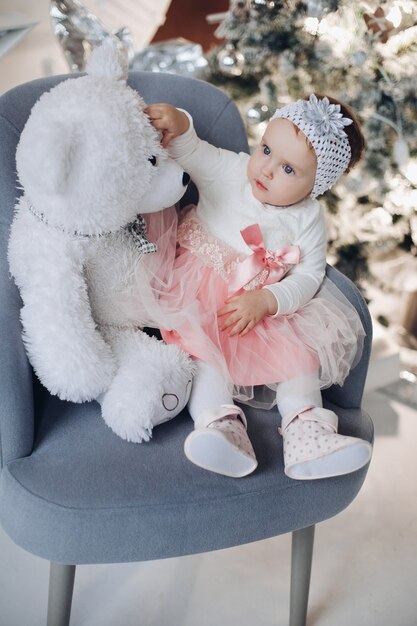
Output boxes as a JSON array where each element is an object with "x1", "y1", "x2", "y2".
[{"x1": 0, "y1": 71, "x2": 373, "y2": 626}]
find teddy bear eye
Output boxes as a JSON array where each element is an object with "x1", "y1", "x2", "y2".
[{"x1": 148, "y1": 156, "x2": 157, "y2": 166}]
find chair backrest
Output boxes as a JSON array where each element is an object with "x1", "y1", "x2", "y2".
[{"x1": 0, "y1": 71, "x2": 371, "y2": 469}]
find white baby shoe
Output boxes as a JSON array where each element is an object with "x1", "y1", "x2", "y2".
[
  {"x1": 184, "y1": 404, "x2": 258, "y2": 478},
  {"x1": 281, "y1": 407, "x2": 372, "y2": 480}
]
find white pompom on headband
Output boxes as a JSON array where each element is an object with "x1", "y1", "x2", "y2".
[{"x1": 271, "y1": 94, "x2": 353, "y2": 198}]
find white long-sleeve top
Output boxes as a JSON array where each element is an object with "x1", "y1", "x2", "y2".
[{"x1": 168, "y1": 112, "x2": 327, "y2": 315}]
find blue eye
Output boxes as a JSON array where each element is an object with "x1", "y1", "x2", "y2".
[
  {"x1": 263, "y1": 145, "x2": 271, "y2": 156},
  {"x1": 283, "y1": 164, "x2": 294, "y2": 175}
]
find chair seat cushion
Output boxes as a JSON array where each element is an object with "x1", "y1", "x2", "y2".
[{"x1": 0, "y1": 392, "x2": 373, "y2": 564}]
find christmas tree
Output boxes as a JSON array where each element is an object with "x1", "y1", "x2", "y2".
[{"x1": 206, "y1": 0, "x2": 417, "y2": 316}]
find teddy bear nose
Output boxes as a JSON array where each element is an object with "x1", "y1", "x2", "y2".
[{"x1": 182, "y1": 172, "x2": 190, "y2": 186}]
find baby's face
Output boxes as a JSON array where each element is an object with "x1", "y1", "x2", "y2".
[{"x1": 247, "y1": 118, "x2": 317, "y2": 207}]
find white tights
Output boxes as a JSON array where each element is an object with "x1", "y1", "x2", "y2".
[
  {"x1": 188, "y1": 359, "x2": 323, "y2": 427},
  {"x1": 188, "y1": 361, "x2": 234, "y2": 428}
]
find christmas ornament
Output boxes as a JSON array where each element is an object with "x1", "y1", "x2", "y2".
[
  {"x1": 246, "y1": 102, "x2": 271, "y2": 125},
  {"x1": 131, "y1": 39, "x2": 208, "y2": 79},
  {"x1": 249, "y1": 0, "x2": 277, "y2": 16},
  {"x1": 217, "y1": 43, "x2": 245, "y2": 76},
  {"x1": 363, "y1": 7, "x2": 394, "y2": 44},
  {"x1": 350, "y1": 50, "x2": 367, "y2": 65},
  {"x1": 50, "y1": 0, "x2": 134, "y2": 72},
  {"x1": 370, "y1": 112, "x2": 409, "y2": 168},
  {"x1": 306, "y1": 0, "x2": 324, "y2": 18},
  {"x1": 306, "y1": 0, "x2": 339, "y2": 17},
  {"x1": 393, "y1": 137, "x2": 410, "y2": 166}
]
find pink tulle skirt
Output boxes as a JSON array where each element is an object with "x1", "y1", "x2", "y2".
[
  {"x1": 120, "y1": 206, "x2": 179, "y2": 327},
  {"x1": 129, "y1": 207, "x2": 365, "y2": 409}
]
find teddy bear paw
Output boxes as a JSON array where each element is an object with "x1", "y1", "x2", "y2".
[{"x1": 99, "y1": 384, "x2": 164, "y2": 443}]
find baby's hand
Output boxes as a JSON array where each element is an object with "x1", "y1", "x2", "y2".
[
  {"x1": 217, "y1": 289, "x2": 278, "y2": 337},
  {"x1": 145, "y1": 103, "x2": 190, "y2": 147}
]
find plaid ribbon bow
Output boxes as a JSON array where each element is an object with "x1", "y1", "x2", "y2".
[{"x1": 126, "y1": 214, "x2": 157, "y2": 254}]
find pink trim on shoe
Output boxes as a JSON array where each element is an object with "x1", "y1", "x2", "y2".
[
  {"x1": 279, "y1": 405, "x2": 315, "y2": 434},
  {"x1": 184, "y1": 405, "x2": 257, "y2": 478},
  {"x1": 193, "y1": 404, "x2": 247, "y2": 430}
]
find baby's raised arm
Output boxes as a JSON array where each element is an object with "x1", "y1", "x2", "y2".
[{"x1": 145, "y1": 103, "x2": 190, "y2": 148}]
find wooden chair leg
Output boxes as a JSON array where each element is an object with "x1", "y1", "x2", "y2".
[
  {"x1": 47, "y1": 562, "x2": 76, "y2": 626},
  {"x1": 289, "y1": 525, "x2": 315, "y2": 626}
]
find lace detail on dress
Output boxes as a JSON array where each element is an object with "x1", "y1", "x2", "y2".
[
  {"x1": 177, "y1": 207, "x2": 298, "y2": 292},
  {"x1": 243, "y1": 268, "x2": 270, "y2": 291},
  {"x1": 178, "y1": 208, "x2": 245, "y2": 282}
]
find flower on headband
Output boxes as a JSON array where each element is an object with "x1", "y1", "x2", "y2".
[{"x1": 302, "y1": 94, "x2": 353, "y2": 140}]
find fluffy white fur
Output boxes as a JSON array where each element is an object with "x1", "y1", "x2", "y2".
[
  {"x1": 8, "y1": 44, "x2": 194, "y2": 443},
  {"x1": 86, "y1": 38, "x2": 128, "y2": 81}
]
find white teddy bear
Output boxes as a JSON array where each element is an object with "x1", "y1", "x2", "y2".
[{"x1": 8, "y1": 43, "x2": 195, "y2": 443}]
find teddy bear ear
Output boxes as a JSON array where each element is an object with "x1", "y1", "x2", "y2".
[
  {"x1": 17, "y1": 117, "x2": 77, "y2": 196},
  {"x1": 86, "y1": 39, "x2": 128, "y2": 82}
]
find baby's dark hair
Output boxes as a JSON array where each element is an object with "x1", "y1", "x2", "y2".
[{"x1": 307, "y1": 93, "x2": 366, "y2": 172}]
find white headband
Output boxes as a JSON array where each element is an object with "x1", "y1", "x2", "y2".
[{"x1": 271, "y1": 94, "x2": 353, "y2": 198}]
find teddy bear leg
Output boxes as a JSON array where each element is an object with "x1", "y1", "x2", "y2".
[{"x1": 99, "y1": 328, "x2": 194, "y2": 443}]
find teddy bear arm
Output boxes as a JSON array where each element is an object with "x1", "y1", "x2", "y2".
[{"x1": 16, "y1": 248, "x2": 116, "y2": 403}]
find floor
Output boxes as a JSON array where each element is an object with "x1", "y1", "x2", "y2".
[{"x1": 1, "y1": 384, "x2": 416, "y2": 626}]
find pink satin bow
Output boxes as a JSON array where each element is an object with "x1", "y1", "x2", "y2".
[{"x1": 228, "y1": 223, "x2": 300, "y2": 294}]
